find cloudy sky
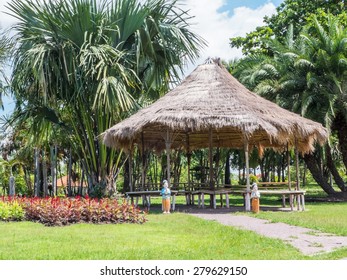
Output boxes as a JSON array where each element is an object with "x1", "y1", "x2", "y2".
[{"x1": 0, "y1": 0, "x2": 283, "y2": 115}]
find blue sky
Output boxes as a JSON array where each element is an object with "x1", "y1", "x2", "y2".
[
  {"x1": 219, "y1": 0, "x2": 283, "y2": 13},
  {"x1": 0, "y1": 0, "x2": 283, "y2": 117}
]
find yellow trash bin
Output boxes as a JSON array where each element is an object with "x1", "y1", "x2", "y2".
[
  {"x1": 251, "y1": 183, "x2": 260, "y2": 213},
  {"x1": 251, "y1": 197, "x2": 260, "y2": 213}
]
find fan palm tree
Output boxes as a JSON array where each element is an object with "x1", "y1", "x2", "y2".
[
  {"x1": 8, "y1": 0, "x2": 205, "y2": 196},
  {"x1": 0, "y1": 31, "x2": 12, "y2": 109}
]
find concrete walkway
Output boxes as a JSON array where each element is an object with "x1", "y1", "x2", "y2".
[{"x1": 190, "y1": 213, "x2": 347, "y2": 255}]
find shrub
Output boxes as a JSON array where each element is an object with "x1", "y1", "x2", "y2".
[
  {"x1": 0, "y1": 199, "x2": 25, "y2": 221},
  {"x1": 20, "y1": 196, "x2": 147, "y2": 226}
]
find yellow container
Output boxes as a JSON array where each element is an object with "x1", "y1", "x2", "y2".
[{"x1": 251, "y1": 198, "x2": 260, "y2": 213}]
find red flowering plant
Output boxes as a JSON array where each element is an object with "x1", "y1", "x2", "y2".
[{"x1": 1, "y1": 196, "x2": 146, "y2": 226}]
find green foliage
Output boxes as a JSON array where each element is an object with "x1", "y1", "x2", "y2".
[
  {"x1": 230, "y1": 26, "x2": 273, "y2": 55},
  {"x1": 230, "y1": 0, "x2": 347, "y2": 54},
  {"x1": 0, "y1": 200, "x2": 25, "y2": 221},
  {"x1": 8, "y1": 0, "x2": 205, "y2": 195}
]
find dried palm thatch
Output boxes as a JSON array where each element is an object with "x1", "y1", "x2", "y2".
[{"x1": 102, "y1": 58, "x2": 328, "y2": 154}]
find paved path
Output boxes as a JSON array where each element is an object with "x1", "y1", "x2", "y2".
[{"x1": 190, "y1": 213, "x2": 347, "y2": 255}]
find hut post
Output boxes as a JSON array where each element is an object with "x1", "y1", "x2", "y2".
[
  {"x1": 295, "y1": 139, "x2": 300, "y2": 190},
  {"x1": 209, "y1": 128, "x2": 214, "y2": 189},
  {"x1": 287, "y1": 143, "x2": 291, "y2": 190},
  {"x1": 244, "y1": 140, "x2": 251, "y2": 211},
  {"x1": 165, "y1": 129, "x2": 172, "y2": 187},
  {"x1": 186, "y1": 133, "x2": 191, "y2": 189},
  {"x1": 128, "y1": 145, "x2": 133, "y2": 192},
  {"x1": 141, "y1": 132, "x2": 146, "y2": 190}
]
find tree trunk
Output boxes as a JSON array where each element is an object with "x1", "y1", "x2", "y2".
[
  {"x1": 68, "y1": 149, "x2": 72, "y2": 196},
  {"x1": 303, "y1": 153, "x2": 337, "y2": 196},
  {"x1": 123, "y1": 156, "x2": 130, "y2": 192},
  {"x1": 325, "y1": 144, "x2": 347, "y2": 191},
  {"x1": 42, "y1": 152, "x2": 48, "y2": 197},
  {"x1": 333, "y1": 113, "x2": 347, "y2": 174},
  {"x1": 24, "y1": 168, "x2": 33, "y2": 196},
  {"x1": 50, "y1": 145, "x2": 57, "y2": 196},
  {"x1": 34, "y1": 148, "x2": 41, "y2": 197}
]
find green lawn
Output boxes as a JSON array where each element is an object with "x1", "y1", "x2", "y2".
[
  {"x1": 1, "y1": 193, "x2": 346, "y2": 260},
  {"x1": 249, "y1": 202, "x2": 347, "y2": 236},
  {"x1": 0, "y1": 213, "x2": 307, "y2": 260}
]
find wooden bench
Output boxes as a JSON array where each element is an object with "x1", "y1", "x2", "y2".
[
  {"x1": 254, "y1": 182, "x2": 305, "y2": 210},
  {"x1": 192, "y1": 182, "x2": 306, "y2": 211},
  {"x1": 256, "y1": 189, "x2": 306, "y2": 211},
  {"x1": 125, "y1": 190, "x2": 178, "y2": 211}
]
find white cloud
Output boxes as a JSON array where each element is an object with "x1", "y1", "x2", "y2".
[
  {"x1": 183, "y1": 0, "x2": 276, "y2": 69},
  {"x1": 0, "y1": 1, "x2": 17, "y2": 30}
]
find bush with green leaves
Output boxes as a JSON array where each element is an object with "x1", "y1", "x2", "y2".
[{"x1": 0, "y1": 199, "x2": 25, "y2": 221}]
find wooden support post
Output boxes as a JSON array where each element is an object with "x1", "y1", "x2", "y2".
[
  {"x1": 244, "y1": 140, "x2": 251, "y2": 211},
  {"x1": 290, "y1": 194, "x2": 294, "y2": 211},
  {"x1": 186, "y1": 134, "x2": 191, "y2": 190},
  {"x1": 129, "y1": 146, "x2": 133, "y2": 192},
  {"x1": 165, "y1": 130, "x2": 172, "y2": 187},
  {"x1": 295, "y1": 142, "x2": 300, "y2": 191},
  {"x1": 209, "y1": 128, "x2": 214, "y2": 189},
  {"x1": 301, "y1": 194, "x2": 305, "y2": 211},
  {"x1": 212, "y1": 194, "x2": 217, "y2": 209},
  {"x1": 226, "y1": 194, "x2": 230, "y2": 208},
  {"x1": 287, "y1": 143, "x2": 291, "y2": 190},
  {"x1": 171, "y1": 195, "x2": 176, "y2": 211},
  {"x1": 282, "y1": 195, "x2": 286, "y2": 207},
  {"x1": 141, "y1": 133, "x2": 146, "y2": 190}
]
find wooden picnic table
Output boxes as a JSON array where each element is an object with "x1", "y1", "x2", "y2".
[
  {"x1": 125, "y1": 190, "x2": 178, "y2": 211},
  {"x1": 192, "y1": 183, "x2": 306, "y2": 211}
]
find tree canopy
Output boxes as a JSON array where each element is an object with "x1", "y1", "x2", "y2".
[{"x1": 7, "y1": 0, "x2": 206, "y2": 196}]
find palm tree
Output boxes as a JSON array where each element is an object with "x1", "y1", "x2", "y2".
[
  {"x1": 233, "y1": 18, "x2": 347, "y2": 197},
  {"x1": 0, "y1": 31, "x2": 12, "y2": 109},
  {"x1": 8, "y1": 0, "x2": 205, "y2": 196}
]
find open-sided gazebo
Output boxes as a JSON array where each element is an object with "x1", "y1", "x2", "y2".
[{"x1": 102, "y1": 58, "x2": 328, "y2": 211}]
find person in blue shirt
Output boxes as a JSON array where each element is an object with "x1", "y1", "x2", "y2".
[{"x1": 160, "y1": 180, "x2": 171, "y2": 214}]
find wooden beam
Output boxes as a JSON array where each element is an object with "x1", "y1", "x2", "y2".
[
  {"x1": 165, "y1": 129, "x2": 171, "y2": 187},
  {"x1": 141, "y1": 132, "x2": 145, "y2": 190},
  {"x1": 129, "y1": 146, "x2": 133, "y2": 192},
  {"x1": 186, "y1": 133, "x2": 191, "y2": 189},
  {"x1": 287, "y1": 143, "x2": 291, "y2": 191},
  {"x1": 244, "y1": 139, "x2": 251, "y2": 211},
  {"x1": 295, "y1": 143, "x2": 300, "y2": 190},
  {"x1": 209, "y1": 128, "x2": 214, "y2": 189}
]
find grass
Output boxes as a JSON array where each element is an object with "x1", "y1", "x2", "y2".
[
  {"x1": 0, "y1": 213, "x2": 307, "y2": 260},
  {"x1": 246, "y1": 202, "x2": 347, "y2": 236},
  {"x1": 0, "y1": 186, "x2": 346, "y2": 260}
]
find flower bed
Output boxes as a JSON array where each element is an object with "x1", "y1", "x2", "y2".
[{"x1": 0, "y1": 196, "x2": 147, "y2": 226}]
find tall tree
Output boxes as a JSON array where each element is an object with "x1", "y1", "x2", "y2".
[
  {"x1": 0, "y1": 31, "x2": 12, "y2": 109},
  {"x1": 8, "y1": 0, "x2": 205, "y2": 196},
  {"x1": 233, "y1": 15, "x2": 347, "y2": 197},
  {"x1": 230, "y1": 0, "x2": 347, "y2": 55}
]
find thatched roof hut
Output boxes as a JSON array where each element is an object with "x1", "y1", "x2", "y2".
[
  {"x1": 101, "y1": 58, "x2": 328, "y2": 211},
  {"x1": 102, "y1": 59, "x2": 327, "y2": 154}
]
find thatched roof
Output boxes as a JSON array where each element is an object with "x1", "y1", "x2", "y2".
[{"x1": 102, "y1": 59, "x2": 328, "y2": 154}]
